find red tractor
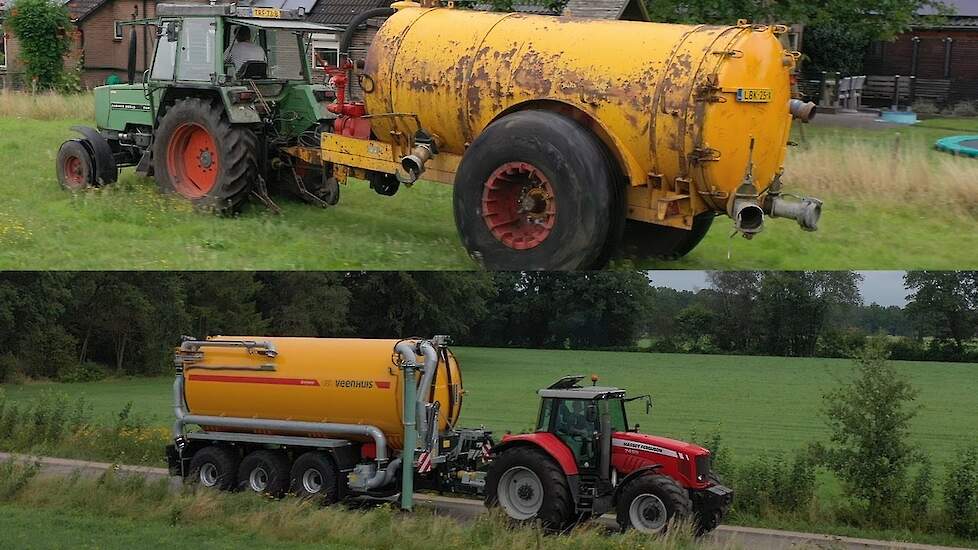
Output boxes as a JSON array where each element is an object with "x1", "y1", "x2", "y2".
[{"x1": 485, "y1": 375, "x2": 732, "y2": 534}]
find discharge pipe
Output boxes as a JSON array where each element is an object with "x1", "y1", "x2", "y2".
[
  {"x1": 789, "y1": 99, "x2": 817, "y2": 122},
  {"x1": 764, "y1": 194, "x2": 822, "y2": 231},
  {"x1": 339, "y1": 6, "x2": 396, "y2": 59},
  {"x1": 172, "y1": 374, "x2": 394, "y2": 489}
]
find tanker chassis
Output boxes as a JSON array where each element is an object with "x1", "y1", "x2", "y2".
[{"x1": 166, "y1": 336, "x2": 732, "y2": 534}]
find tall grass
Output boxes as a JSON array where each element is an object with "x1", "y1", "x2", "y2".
[
  {"x1": 784, "y1": 135, "x2": 978, "y2": 215},
  {"x1": 0, "y1": 91, "x2": 94, "y2": 120},
  {"x1": 0, "y1": 461, "x2": 715, "y2": 550},
  {"x1": 0, "y1": 389, "x2": 166, "y2": 465}
]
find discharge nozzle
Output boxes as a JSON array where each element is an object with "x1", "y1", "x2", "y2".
[
  {"x1": 789, "y1": 99, "x2": 817, "y2": 122},
  {"x1": 764, "y1": 194, "x2": 822, "y2": 231}
]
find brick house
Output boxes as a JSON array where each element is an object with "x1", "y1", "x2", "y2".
[
  {"x1": 66, "y1": 0, "x2": 162, "y2": 88},
  {"x1": 863, "y1": 0, "x2": 978, "y2": 104}
]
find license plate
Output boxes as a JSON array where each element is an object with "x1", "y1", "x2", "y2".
[
  {"x1": 736, "y1": 88, "x2": 772, "y2": 103},
  {"x1": 252, "y1": 7, "x2": 281, "y2": 18}
]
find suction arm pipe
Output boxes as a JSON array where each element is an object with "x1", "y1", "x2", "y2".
[
  {"x1": 172, "y1": 374, "x2": 394, "y2": 489},
  {"x1": 339, "y1": 7, "x2": 396, "y2": 58}
]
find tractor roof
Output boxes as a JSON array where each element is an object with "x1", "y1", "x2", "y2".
[
  {"x1": 156, "y1": 3, "x2": 308, "y2": 20},
  {"x1": 538, "y1": 375, "x2": 626, "y2": 400}
]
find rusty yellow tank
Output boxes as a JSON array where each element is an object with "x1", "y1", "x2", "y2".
[
  {"x1": 181, "y1": 337, "x2": 463, "y2": 450},
  {"x1": 363, "y1": 6, "x2": 799, "y2": 224}
]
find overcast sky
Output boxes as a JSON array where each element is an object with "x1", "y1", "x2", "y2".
[{"x1": 647, "y1": 271, "x2": 908, "y2": 307}]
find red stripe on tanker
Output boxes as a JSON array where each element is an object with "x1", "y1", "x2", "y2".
[{"x1": 188, "y1": 374, "x2": 320, "y2": 386}]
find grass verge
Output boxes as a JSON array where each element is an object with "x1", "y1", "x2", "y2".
[{"x1": 0, "y1": 460, "x2": 710, "y2": 550}]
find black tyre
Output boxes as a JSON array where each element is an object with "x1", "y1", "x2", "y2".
[
  {"x1": 56, "y1": 140, "x2": 95, "y2": 191},
  {"x1": 187, "y1": 445, "x2": 240, "y2": 491},
  {"x1": 485, "y1": 446, "x2": 575, "y2": 531},
  {"x1": 290, "y1": 451, "x2": 343, "y2": 504},
  {"x1": 453, "y1": 110, "x2": 613, "y2": 270},
  {"x1": 237, "y1": 450, "x2": 291, "y2": 498},
  {"x1": 153, "y1": 97, "x2": 258, "y2": 212},
  {"x1": 617, "y1": 474, "x2": 693, "y2": 534},
  {"x1": 620, "y1": 213, "x2": 715, "y2": 261}
]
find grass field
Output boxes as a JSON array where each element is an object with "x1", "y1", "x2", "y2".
[
  {"x1": 3, "y1": 347, "x2": 975, "y2": 468},
  {"x1": 1, "y1": 97, "x2": 976, "y2": 269}
]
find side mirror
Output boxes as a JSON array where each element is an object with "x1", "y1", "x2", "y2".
[{"x1": 165, "y1": 22, "x2": 178, "y2": 42}]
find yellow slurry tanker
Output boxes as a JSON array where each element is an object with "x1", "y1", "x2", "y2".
[
  {"x1": 168, "y1": 336, "x2": 734, "y2": 534},
  {"x1": 286, "y1": 1, "x2": 821, "y2": 269}
]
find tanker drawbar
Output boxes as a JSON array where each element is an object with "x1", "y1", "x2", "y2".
[{"x1": 166, "y1": 339, "x2": 733, "y2": 536}]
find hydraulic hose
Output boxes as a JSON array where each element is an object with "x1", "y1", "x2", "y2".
[{"x1": 340, "y1": 7, "x2": 396, "y2": 57}]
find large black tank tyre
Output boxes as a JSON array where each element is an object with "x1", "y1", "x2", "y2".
[
  {"x1": 619, "y1": 213, "x2": 716, "y2": 261},
  {"x1": 452, "y1": 110, "x2": 613, "y2": 270},
  {"x1": 616, "y1": 473, "x2": 693, "y2": 534},
  {"x1": 290, "y1": 451, "x2": 344, "y2": 504},
  {"x1": 56, "y1": 140, "x2": 95, "y2": 191},
  {"x1": 237, "y1": 450, "x2": 292, "y2": 498},
  {"x1": 152, "y1": 97, "x2": 258, "y2": 213},
  {"x1": 187, "y1": 445, "x2": 240, "y2": 492},
  {"x1": 485, "y1": 446, "x2": 575, "y2": 532}
]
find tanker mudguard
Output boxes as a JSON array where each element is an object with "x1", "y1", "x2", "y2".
[{"x1": 70, "y1": 126, "x2": 118, "y2": 185}]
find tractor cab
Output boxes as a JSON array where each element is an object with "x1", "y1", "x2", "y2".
[{"x1": 536, "y1": 375, "x2": 631, "y2": 472}]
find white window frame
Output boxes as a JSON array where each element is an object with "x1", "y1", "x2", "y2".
[
  {"x1": 310, "y1": 32, "x2": 338, "y2": 69},
  {"x1": 114, "y1": 21, "x2": 124, "y2": 41},
  {"x1": 0, "y1": 23, "x2": 7, "y2": 70}
]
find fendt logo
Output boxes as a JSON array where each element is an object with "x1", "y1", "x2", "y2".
[{"x1": 332, "y1": 379, "x2": 392, "y2": 389}]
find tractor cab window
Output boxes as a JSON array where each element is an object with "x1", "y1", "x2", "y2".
[
  {"x1": 151, "y1": 20, "x2": 179, "y2": 80},
  {"x1": 553, "y1": 398, "x2": 600, "y2": 468},
  {"x1": 536, "y1": 398, "x2": 554, "y2": 432},
  {"x1": 176, "y1": 17, "x2": 216, "y2": 81},
  {"x1": 608, "y1": 398, "x2": 628, "y2": 432},
  {"x1": 265, "y1": 30, "x2": 303, "y2": 80},
  {"x1": 224, "y1": 25, "x2": 303, "y2": 81}
]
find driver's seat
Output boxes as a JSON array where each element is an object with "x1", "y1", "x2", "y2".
[{"x1": 236, "y1": 60, "x2": 267, "y2": 80}]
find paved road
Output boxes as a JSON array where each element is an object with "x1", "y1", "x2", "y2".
[{"x1": 0, "y1": 452, "x2": 964, "y2": 550}]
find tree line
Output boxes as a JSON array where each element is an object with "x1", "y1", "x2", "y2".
[{"x1": 0, "y1": 271, "x2": 975, "y2": 382}]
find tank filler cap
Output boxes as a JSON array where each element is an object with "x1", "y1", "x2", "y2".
[{"x1": 391, "y1": 1, "x2": 421, "y2": 10}]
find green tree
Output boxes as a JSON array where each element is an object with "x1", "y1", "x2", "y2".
[
  {"x1": 183, "y1": 273, "x2": 267, "y2": 338},
  {"x1": 256, "y1": 272, "x2": 351, "y2": 336},
  {"x1": 944, "y1": 445, "x2": 978, "y2": 539},
  {"x1": 346, "y1": 272, "x2": 494, "y2": 339},
  {"x1": 643, "y1": 0, "x2": 951, "y2": 75},
  {"x1": 812, "y1": 338, "x2": 920, "y2": 525},
  {"x1": 904, "y1": 271, "x2": 978, "y2": 355},
  {"x1": 6, "y1": 0, "x2": 73, "y2": 89}
]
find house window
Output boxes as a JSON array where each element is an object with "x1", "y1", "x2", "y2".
[
  {"x1": 0, "y1": 24, "x2": 7, "y2": 70},
  {"x1": 311, "y1": 32, "x2": 338, "y2": 68},
  {"x1": 114, "y1": 21, "x2": 124, "y2": 41}
]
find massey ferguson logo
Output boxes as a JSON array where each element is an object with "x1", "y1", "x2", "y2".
[{"x1": 612, "y1": 438, "x2": 680, "y2": 459}]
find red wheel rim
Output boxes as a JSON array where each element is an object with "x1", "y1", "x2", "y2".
[
  {"x1": 62, "y1": 155, "x2": 86, "y2": 189},
  {"x1": 481, "y1": 162, "x2": 556, "y2": 250},
  {"x1": 166, "y1": 122, "x2": 219, "y2": 198}
]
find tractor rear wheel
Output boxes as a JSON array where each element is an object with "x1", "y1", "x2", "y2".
[
  {"x1": 617, "y1": 474, "x2": 692, "y2": 534},
  {"x1": 153, "y1": 97, "x2": 257, "y2": 213},
  {"x1": 453, "y1": 110, "x2": 613, "y2": 270},
  {"x1": 187, "y1": 445, "x2": 240, "y2": 491},
  {"x1": 56, "y1": 140, "x2": 95, "y2": 191},
  {"x1": 485, "y1": 446, "x2": 575, "y2": 531},
  {"x1": 238, "y1": 450, "x2": 291, "y2": 498},
  {"x1": 619, "y1": 213, "x2": 715, "y2": 261},
  {"x1": 290, "y1": 451, "x2": 343, "y2": 504}
]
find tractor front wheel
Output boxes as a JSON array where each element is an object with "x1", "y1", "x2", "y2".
[
  {"x1": 617, "y1": 474, "x2": 692, "y2": 534},
  {"x1": 56, "y1": 140, "x2": 95, "y2": 191},
  {"x1": 485, "y1": 446, "x2": 575, "y2": 531},
  {"x1": 153, "y1": 98, "x2": 258, "y2": 213}
]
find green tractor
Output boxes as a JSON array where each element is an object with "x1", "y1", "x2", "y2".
[{"x1": 56, "y1": 3, "x2": 341, "y2": 212}]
